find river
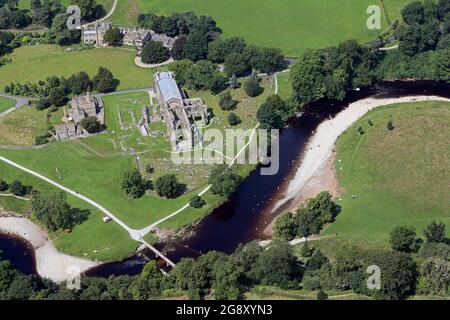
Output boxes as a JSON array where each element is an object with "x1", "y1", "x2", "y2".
[{"x1": 2, "y1": 80, "x2": 450, "y2": 278}]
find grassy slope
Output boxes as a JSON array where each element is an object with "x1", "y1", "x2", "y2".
[
  {"x1": 111, "y1": 0, "x2": 397, "y2": 56},
  {"x1": 0, "y1": 96, "x2": 15, "y2": 113},
  {"x1": 322, "y1": 101, "x2": 450, "y2": 246},
  {"x1": 0, "y1": 106, "x2": 51, "y2": 146},
  {"x1": 0, "y1": 45, "x2": 152, "y2": 91},
  {"x1": 0, "y1": 160, "x2": 138, "y2": 261}
]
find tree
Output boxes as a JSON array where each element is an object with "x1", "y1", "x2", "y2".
[
  {"x1": 47, "y1": 86, "x2": 67, "y2": 106},
  {"x1": 242, "y1": 77, "x2": 263, "y2": 97},
  {"x1": 218, "y1": 91, "x2": 237, "y2": 110},
  {"x1": 92, "y1": 67, "x2": 119, "y2": 93},
  {"x1": 290, "y1": 50, "x2": 326, "y2": 105},
  {"x1": 32, "y1": 191, "x2": 87, "y2": 231},
  {"x1": 47, "y1": 13, "x2": 80, "y2": 46},
  {"x1": 249, "y1": 242, "x2": 297, "y2": 286},
  {"x1": 224, "y1": 52, "x2": 250, "y2": 77},
  {"x1": 420, "y1": 257, "x2": 450, "y2": 295},
  {"x1": 273, "y1": 212, "x2": 297, "y2": 241},
  {"x1": 402, "y1": 1, "x2": 425, "y2": 25},
  {"x1": 9, "y1": 180, "x2": 26, "y2": 196},
  {"x1": 67, "y1": 71, "x2": 91, "y2": 95},
  {"x1": 189, "y1": 195, "x2": 206, "y2": 208},
  {"x1": 0, "y1": 180, "x2": 8, "y2": 191},
  {"x1": 365, "y1": 251, "x2": 417, "y2": 300},
  {"x1": 390, "y1": 226, "x2": 420, "y2": 253},
  {"x1": 131, "y1": 261, "x2": 163, "y2": 299},
  {"x1": 208, "y1": 165, "x2": 242, "y2": 198},
  {"x1": 73, "y1": 0, "x2": 98, "y2": 22},
  {"x1": 208, "y1": 37, "x2": 247, "y2": 63},
  {"x1": 103, "y1": 27, "x2": 123, "y2": 47},
  {"x1": 155, "y1": 174, "x2": 181, "y2": 199},
  {"x1": 141, "y1": 41, "x2": 170, "y2": 64},
  {"x1": 256, "y1": 100, "x2": 283, "y2": 130},
  {"x1": 296, "y1": 192, "x2": 340, "y2": 237},
  {"x1": 121, "y1": 168, "x2": 145, "y2": 198},
  {"x1": 80, "y1": 116, "x2": 101, "y2": 133},
  {"x1": 183, "y1": 28, "x2": 209, "y2": 61},
  {"x1": 306, "y1": 249, "x2": 329, "y2": 270},
  {"x1": 227, "y1": 112, "x2": 241, "y2": 126},
  {"x1": 212, "y1": 258, "x2": 242, "y2": 300},
  {"x1": 423, "y1": 221, "x2": 446, "y2": 243},
  {"x1": 7, "y1": 275, "x2": 37, "y2": 300},
  {"x1": 168, "y1": 36, "x2": 185, "y2": 61},
  {"x1": 251, "y1": 47, "x2": 284, "y2": 74}
]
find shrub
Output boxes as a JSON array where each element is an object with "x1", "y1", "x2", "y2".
[
  {"x1": 155, "y1": 174, "x2": 181, "y2": 199},
  {"x1": 0, "y1": 180, "x2": 8, "y2": 191},
  {"x1": 227, "y1": 112, "x2": 241, "y2": 126},
  {"x1": 243, "y1": 77, "x2": 263, "y2": 97},
  {"x1": 81, "y1": 116, "x2": 101, "y2": 134},
  {"x1": 218, "y1": 91, "x2": 237, "y2": 110},
  {"x1": 387, "y1": 121, "x2": 395, "y2": 131},
  {"x1": 189, "y1": 195, "x2": 206, "y2": 208},
  {"x1": 9, "y1": 180, "x2": 27, "y2": 196},
  {"x1": 317, "y1": 289, "x2": 328, "y2": 300}
]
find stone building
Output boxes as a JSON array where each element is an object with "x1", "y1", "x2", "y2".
[
  {"x1": 154, "y1": 71, "x2": 209, "y2": 151},
  {"x1": 55, "y1": 93, "x2": 104, "y2": 141},
  {"x1": 120, "y1": 28, "x2": 152, "y2": 49},
  {"x1": 82, "y1": 21, "x2": 112, "y2": 46}
]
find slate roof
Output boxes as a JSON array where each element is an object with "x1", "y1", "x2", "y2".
[{"x1": 156, "y1": 72, "x2": 183, "y2": 102}]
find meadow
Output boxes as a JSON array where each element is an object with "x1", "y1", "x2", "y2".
[
  {"x1": 322, "y1": 101, "x2": 450, "y2": 246},
  {"x1": 0, "y1": 96, "x2": 15, "y2": 113},
  {"x1": 110, "y1": 0, "x2": 412, "y2": 56},
  {"x1": 0, "y1": 45, "x2": 152, "y2": 91}
]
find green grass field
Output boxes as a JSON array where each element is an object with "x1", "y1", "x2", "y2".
[
  {"x1": 322, "y1": 101, "x2": 450, "y2": 246},
  {"x1": 110, "y1": 0, "x2": 412, "y2": 56},
  {"x1": 0, "y1": 96, "x2": 15, "y2": 113},
  {"x1": 0, "y1": 105, "x2": 53, "y2": 146},
  {"x1": 0, "y1": 45, "x2": 152, "y2": 91},
  {"x1": 18, "y1": 0, "x2": 115, "y2": 13}
]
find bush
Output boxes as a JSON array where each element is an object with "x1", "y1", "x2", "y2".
[
  {"x1": 389, "y1": 226, "x2": 420, "y2": 253},
  {"x1": 218, "y1": 91, "x2": 237, "y2": 110},
  {"x1": 0, "y1": 180, "x2": 8, "y2": 191},
  {"x1": 81, "y1": 116, "x2": 101, "y2": 134},
  {"x1": 317, "y1": 289, "x2": 328, "y2": 300},
  {"x1": 189, "y1": 195, "x2": 206, "y2": 208},
  {"x1": 155, "y1": 174, "x2": 182, "y2": 199},
  {"x1": 387, "y1": 121, "x2": 395, "y2": 131},
  {"x1": 34, "y1": 135, "x2": 49, "y2": 146},
  {"x1": 273, "y1": 212, "x2": 297, "y2": 241},
  {"x1": 243, "y1": 77, "x2": 263, "y2": 97},
  {"x1": 227, "y1": 112, "x2": 241, "y2": 126},
  {"x1": 9, "y1": 180, "x2": 27, "y2": 196},
  {"x1": 141, "y1": 41, "x2": 170, "y2": 64}
]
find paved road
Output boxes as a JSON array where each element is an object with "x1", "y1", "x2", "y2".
[{"x1": 0, "y1": 93, "x2": 30, "y2": 118}]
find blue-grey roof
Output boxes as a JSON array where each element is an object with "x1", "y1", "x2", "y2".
[{"x1": 157, "y1": 72, "x2": 182, "y2": 102}]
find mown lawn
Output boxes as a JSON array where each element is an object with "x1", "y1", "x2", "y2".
[
  {"x1": 276, "y1": 72, "x2": 292, "y2": 99},
  {"x1": 110, "y1": 0, "x2": 406, "y2": 56},
  {"x1": 322, "y1": 101, "x2": 450, "y2": 245},
  {"x1": 0, "y1": 45, "x2": 152, "y2": 91},
  {"x1": 0, "y1": 96, "x2": 15, "y2": 113}
]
